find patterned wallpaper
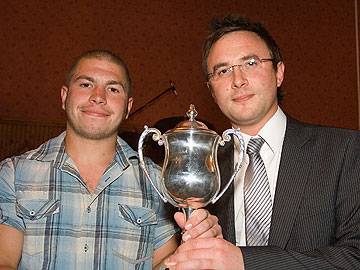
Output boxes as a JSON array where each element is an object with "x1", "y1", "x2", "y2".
[{"x1": 0, "y1": 0, "x2": 358, "y2": 135}]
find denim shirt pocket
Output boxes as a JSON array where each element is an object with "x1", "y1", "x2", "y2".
[
  {"x1": 16, "y1": 198, "x2": 60, "y2": 257},
  {"x1": 109, "y1": 204, "x2": 158, "y2": 267},
  {"x1": 16, "y1": 199, "x2": 60, "y2": 220},
  {"x1": 118, "y1": 204, "x2": 158, "y2": 227}
]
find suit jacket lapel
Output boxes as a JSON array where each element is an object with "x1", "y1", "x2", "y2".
[{"x1": 268, "y1": 117, "x2": 313, "y2": 248}]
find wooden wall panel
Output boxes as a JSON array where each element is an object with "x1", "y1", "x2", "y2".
[{"x1": 0, "y1": 119, "x2": 64, "y2": 160}]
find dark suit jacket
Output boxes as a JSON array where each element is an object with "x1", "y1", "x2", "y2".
[{"x1": 208, "y1": 116, "x2": 360, "y2": 269}]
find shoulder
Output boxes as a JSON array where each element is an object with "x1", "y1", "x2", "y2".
[
  {"x1": 0, "y1": 132, "x2": 66, "y2": 178},
  {"x1": 9, "y1": 132, "x2": 66, "y2": 163},
  {"x1": 286, "y1": 116, "x2": 359, "y2": 139},
  {"x1": 284, "y1": 116, "x2": 359, "y2": 157}
]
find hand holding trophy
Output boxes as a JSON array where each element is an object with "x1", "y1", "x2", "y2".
[{"x1": 138, "y1": 104, "x2": 244, "y2": 221}]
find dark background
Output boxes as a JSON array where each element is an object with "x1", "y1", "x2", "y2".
[{"x1": 0, "y1": 1, "x2": 359, "y2": 159}]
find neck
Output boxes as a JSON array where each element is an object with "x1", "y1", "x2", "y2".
[
  {"x1": 65, "y1": 130, "x2": 117, "y2": 168},
  {"x1": 236, "y1": 120, "x2": 267, "y2": 136},
  {"x1": 234, "y1": 105, "x2": 278, "y2": 136}
]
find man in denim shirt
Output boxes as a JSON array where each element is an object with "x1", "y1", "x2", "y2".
[{"x1": 0, "y1": 50, "x2": 221, "y2": 269}]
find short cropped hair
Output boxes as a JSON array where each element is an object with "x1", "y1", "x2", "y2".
[{"x1": 65, "y1": 49, "x2": 132, "y2": 96}]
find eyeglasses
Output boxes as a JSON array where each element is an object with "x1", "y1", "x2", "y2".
[{"x1": 207, "y1": 56, "x2": 274, "y2": 82}]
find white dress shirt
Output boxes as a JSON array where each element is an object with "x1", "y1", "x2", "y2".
[{"x1": 233, "y1": 106, "x2": 287, "y2": 246}]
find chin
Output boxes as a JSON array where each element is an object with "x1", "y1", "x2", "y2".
[{"x1": 71, "y1": 126, "x2": 118, "y2": 140}]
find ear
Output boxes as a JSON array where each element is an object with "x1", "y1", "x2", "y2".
[
  {"x1": 61, "y1": 85, "x2": 69, "y2": 111},
  {"x1": 207, "y1": 83, "x2": 218, "y2": 104},
  {"x1": 276, "y1": 62, "x2": 285, "y2": 87},
  {"x1": 124, "y1": 97, "x2": 134, "y2": 119}
]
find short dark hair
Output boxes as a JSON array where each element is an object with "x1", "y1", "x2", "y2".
[
  {"x1": 65, "y1": 49, "x2": 132, "y2": 96},
  {"x1": 202, "y1": 15, "x2": 284, "y2": 100}
]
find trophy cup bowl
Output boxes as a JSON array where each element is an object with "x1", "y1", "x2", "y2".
[{"x1": 138, "y1": 104, "x2": 244, "y2": 220}]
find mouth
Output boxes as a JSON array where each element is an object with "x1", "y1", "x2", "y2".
[
  {"x1": 80, "y1": 108, "x2": 111, "y2": 118},
  {"x1": 232, "y1": 94, "x2": 255, "y2": 103}
]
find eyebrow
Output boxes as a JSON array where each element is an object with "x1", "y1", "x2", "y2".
[
  {"x1": 73, "y1": 75, "x2": 125, "y2": 89},
  {"x1": 73, "y1": 75, "x2": 95, "y2": 83}
]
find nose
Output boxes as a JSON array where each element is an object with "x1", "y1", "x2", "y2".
[
  {"x1": 231, "y1": 67, "x2": 248, "y2": 88},
  {"x1": 90, "y1": 86, "x2": 106, "y2": 105}
]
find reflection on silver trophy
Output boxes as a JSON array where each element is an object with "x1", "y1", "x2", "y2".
[{"x1": 138, "y1": 104, "x2": 244, "y2": 220}]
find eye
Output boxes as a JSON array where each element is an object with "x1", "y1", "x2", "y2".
[
  {"x1": 79, "y1": 82, "x2": 92, "y2": 88},
  {"x1": 216, "y1": 66, "x2": 232, "y2": 77},
  {"x1": 245, "y1": 58, "x2": 259, "y2": 68},
  {"x1": 108, "y1": 86, "x2": 122, "y2": 93}
]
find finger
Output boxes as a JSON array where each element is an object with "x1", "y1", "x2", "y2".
[
  {"x1": 167, "y1": 257, "x2": 214, "y2": 270},
  {"x1": 196, "y1": 223, "x2": 223, "y2": 239},
  {"x1": 166, "y1": 241, "x2": 224, "y2": 269},
  {"x1": 165, "y1": 248, "x2": 213, "y2": 269},
  {"x1": 183, "y1": 209, "x2": 211, "y2": 235},
  {"x1": 183, "y1": 222, "x2": 221, "y2": 241},
  {"x1": 186, "y1": 209, "x2": 209, "y2": 228},
  {"x1": 174, "y1": 211, "x2": 186, "y2": 230},
  {"x1": 176, "y1": 237, "x2": 222, "y2": 253},
  {"x1": 166, "y1": 239, "x2": 244, "y2": 270},
  {"x1": 183, "y1": 212, "x2": 221, "y2": 241}
]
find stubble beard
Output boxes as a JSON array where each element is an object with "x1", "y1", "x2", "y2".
[{"x1": 65, "y1": 107, "x2": 124, "y2": 141}]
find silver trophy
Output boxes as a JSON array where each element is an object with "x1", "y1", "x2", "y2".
[{"x1": 138, "y1": 104, "x2": 244, "y2": 220}]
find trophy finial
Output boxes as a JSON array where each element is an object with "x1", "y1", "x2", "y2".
[
  {"x1": 186, "y1": 104, "x2": 198, "y2": 121},
  {"x1": 174, "y1": 104, "x2": 209, "y2": 130}
]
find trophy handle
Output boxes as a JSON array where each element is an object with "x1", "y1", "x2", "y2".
[
  {"x1": 211, "y1": 128, "x2": 245, "y2": 204},
  {"x1": 138, "y1": 126, "x2": 168, "y2": 203}
]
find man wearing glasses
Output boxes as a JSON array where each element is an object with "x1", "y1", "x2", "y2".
[{"x1": 165, "y1": 15, "x2": 360, "y2": 269}]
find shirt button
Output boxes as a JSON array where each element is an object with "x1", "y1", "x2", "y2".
[
  {"x1": 84, "y1": 244, "x2": 89, "y2": 252},
  {"x1": 87, "y1": 206, "x2": 91, "y2": 213},
  {"x1": 30, "y1": 210, "x2": 36, "y2": 216},
  {"x1": 137, "y1": 218, "x2": 142, "y2": 224}
]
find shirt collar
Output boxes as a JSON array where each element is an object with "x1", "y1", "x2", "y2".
[
  {"x1": 114, "y1": 136, "x2": 138, "y2": 169},
  {"x1": 257, "y1": 107, "x2": 287, "y2": 153},
  {"x1": 37, "y1": 131, "x2": 138, "y2": 171},
  {"x1": 234, "y1": 106, "x2": 287, "y2": 154}
]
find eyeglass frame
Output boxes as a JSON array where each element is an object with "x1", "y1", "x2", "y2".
[{"x1": 206, "y1": 55, "x2": 275, "y2": 83}]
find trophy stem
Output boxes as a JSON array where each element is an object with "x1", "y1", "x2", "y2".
[
  {"x1": 182, "y1": 207, "x2": 193, "y2": 222},
  {"x1": 180, "y1": 207, "x2": 193, "y2": 244}
]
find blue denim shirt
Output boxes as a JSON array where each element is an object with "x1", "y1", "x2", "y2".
[{"x1": 0, "y1": 132, "x2": 179, "y2": 269}]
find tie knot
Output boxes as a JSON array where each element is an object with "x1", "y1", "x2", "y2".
[{"x1": 247, "y1": 137, "x2": 265, "y2": 155}]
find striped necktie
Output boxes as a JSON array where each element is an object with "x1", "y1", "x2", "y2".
[{"x1": 244, "y1": 137, "x2": 272, "y2": 246}]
